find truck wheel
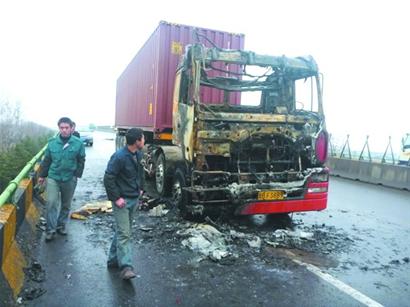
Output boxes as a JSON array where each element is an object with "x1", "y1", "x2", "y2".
[
  {"x1": 172, "y1": 168, "x2": 192, "y2": 219},
  {"x1": 155, "y1": 153, "x2": 171, "y2": 196},
  {"x1": 267, "y1": 213, "x2": 292, "y2": 228},
  {"x1": 115, "y1": 134, "x2": 124, "y2": 151}
]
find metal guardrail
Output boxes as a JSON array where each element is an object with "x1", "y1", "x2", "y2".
[
  {"x1": 329, "y1": 134, "x2": 403, "y2": 165},
  {"x1": 0, "y1": 144, "x2": 47, "y2": 208},
  {"x1": 328, "y1": 134, "x2": 410, "y2": 189}
]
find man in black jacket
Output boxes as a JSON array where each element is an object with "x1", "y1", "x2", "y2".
[{"x1": 103, "y1": 128, "x2": 145, "y2": 280}]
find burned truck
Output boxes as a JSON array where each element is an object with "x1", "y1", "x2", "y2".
[{"x1": 115, "y1": 21, "x2": 329, "y2": 217}]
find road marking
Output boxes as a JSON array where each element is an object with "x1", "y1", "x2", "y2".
[{"x1": 287, "y1": 251, "x2": 384, "y2": 307}]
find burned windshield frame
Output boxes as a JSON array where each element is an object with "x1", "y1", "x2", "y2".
[{"x1": 197, "y1": 65, "x2": 319, "y2": 114}]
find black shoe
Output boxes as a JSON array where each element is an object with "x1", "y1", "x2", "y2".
[
  {"x1": 107, "y1": 260, "x2": 119, "y2": 268},
  {"x1": 57, "y1": 226, "x2": 67, "y2": 235},
  {"x1": 45, "y1": 232, "x2": 55, "y2": 242},
  {"x1": 120, "y1": 267, "x2": 136, "y2": 280}
]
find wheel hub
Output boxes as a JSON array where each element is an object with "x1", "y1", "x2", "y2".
[
  {"x1": 172, "y1": 180, "x2": 182, "y2": 204},
  {"x1": 155, "y1": 162, "x2": 164, "y2": 192}
]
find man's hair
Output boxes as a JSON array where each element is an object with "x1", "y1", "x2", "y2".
[
  {"x1": 125, "y1": 128, "x2": 144, "y2": 145},
  {"x1": 58, "y1": 117, "x2": 73, "y2": 127},
  {"x1": 72, "y1": 121, "x2": 76, "y2": 127}
]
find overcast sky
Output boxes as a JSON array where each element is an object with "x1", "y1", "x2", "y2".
[{"x1": 0, "y1": 0, "x2": 408, "y2": 152}]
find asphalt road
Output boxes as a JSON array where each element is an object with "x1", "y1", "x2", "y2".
[{"x1": 20, "y1": 132, "x2": 410, "y2": 307}]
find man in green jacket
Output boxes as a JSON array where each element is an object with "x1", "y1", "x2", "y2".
[{"x1": 39, "y1": 117, "x2": 86, "y2": 241}]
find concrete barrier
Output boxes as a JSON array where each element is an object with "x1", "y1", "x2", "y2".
[
  {"x1": 328, "y1": 157, "x2": 410, "y2": 190},
  {"x1": 0, "y1": 145, "x2": 46, "y2": 304},
  {"x1": 0, "y1": 178, "x2": 41, "y2": 303}
]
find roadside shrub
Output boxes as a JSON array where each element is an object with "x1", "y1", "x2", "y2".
[{"x1": 0, "y1": 135, "x2": 51, "y2": 193}]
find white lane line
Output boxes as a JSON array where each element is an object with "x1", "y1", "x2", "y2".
[{"x1": 288, "y1": 253, "x2": 384, "y2": 307}]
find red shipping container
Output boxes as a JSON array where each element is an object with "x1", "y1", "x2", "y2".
[{"x1": 115, "y1": 21, "x2": 245, "y2": 133}]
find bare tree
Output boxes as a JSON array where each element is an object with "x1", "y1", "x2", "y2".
[
  {"x1": 0, "y1": 95, "x2": 52, "y2": 152},
  {"x1": 19, "y1": 121, "x2": 53, "y2": 139},
  {"x1": 0, "y1": 95, "x2": 21, "y2": 151}
]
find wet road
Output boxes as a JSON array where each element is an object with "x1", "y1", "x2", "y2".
[{"x1": 22, "y1": 132, "x2": 410, "y2": 306}]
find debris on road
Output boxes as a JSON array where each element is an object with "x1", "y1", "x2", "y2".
[
  {"x1": 261, "y1": 225, "x2": 350, "y2": 255},
  {"x1": 78, "y1": 185, "x2": 358, "y2": 269},
  {"x1": 36, "y1": 217, "x2": 47, "y2": 232},
  {"x1": 139, "y1": 226, "x2": 154, "y2": 232},
  {"x1": 373, "y1": 282, "x2": 391, "y2": 290},
  {"x1": 229, "y1": 230, "x2": 248, "y2": 240},
  {"x1": 204, "y1": 216, "x2": 222, "y2": 231},
  {"x1": 247, "y1": 236, "x2": 262, "y2": 249},
  {"x1": 139, "y1": 195, "x2": 173, "y2": 211},
  {"x1": 299, "y1": 231, "x2": 314, "y2": 240},
  {"x1": 24, "y1": 261, "x2": 46, "y2": 283},
  {"x1": 272, "y1": 229, "x2": 314, "y2": 243},
  {"x1": 21, "y1": 287, "x2": 46, "y2": 301},
  {"x1": 264, "y1": 240, "x2": 279, "y2": 248},
  {"x1": 148, "y1": 204, "x2": 169, "y2": 217},
  {"x1": 178, "y1": 224, "x2": 230, "y2": 261},
  {"x1": 70, "y1": 200, "x2": 112, "y2": 220},
  {"x1": 71, "y1": 213, "x2": 88, "y2": 220}
]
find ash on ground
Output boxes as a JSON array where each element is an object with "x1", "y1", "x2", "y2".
[{"x1": 81, "y1": 193, "x2": 355, "y2": 266}]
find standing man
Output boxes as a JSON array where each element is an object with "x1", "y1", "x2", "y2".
[
  {"x1": 38, "y1": 117, "x2": 86, "y2": 241},
  {"x1": 103, "y1": 128, "x2": 145, "y2": 280},
  {"x1": 71, "y1": 121, "x2": 80, "y2": 138}
]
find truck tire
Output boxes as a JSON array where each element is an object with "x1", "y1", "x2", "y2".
[
  {"x1": 172, "y1": 168, "x2": 192, "y2": 219},
  {"x1": 115, "y1": 134, "x2": 125, "y2": 151},
  {"x1": 155, "y1": 153, "x2": 171, "y2": 196}
]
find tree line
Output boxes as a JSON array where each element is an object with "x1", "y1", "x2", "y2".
[{"x1": 0, "y1": 96, "x2": 53, "y2": 193}]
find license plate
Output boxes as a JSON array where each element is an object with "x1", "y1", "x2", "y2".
[{"x1": 257, "y1": 190, "x2": 284, "y2": 201}]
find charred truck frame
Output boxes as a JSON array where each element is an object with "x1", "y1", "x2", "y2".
[{"x1": 115, "y1": 22, "x2": 329, "y2": 217}]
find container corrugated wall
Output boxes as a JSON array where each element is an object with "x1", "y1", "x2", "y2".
[
  {"x1": 116, "y1": 27, "x2": 159, "y2": 129},
  {"x1": 115, "y1": 21, "x2": 245, "y2": 132}
]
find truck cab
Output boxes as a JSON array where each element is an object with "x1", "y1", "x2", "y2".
[{"x1": 168, "y1": 44, "x2": 329, "y2": 217}]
